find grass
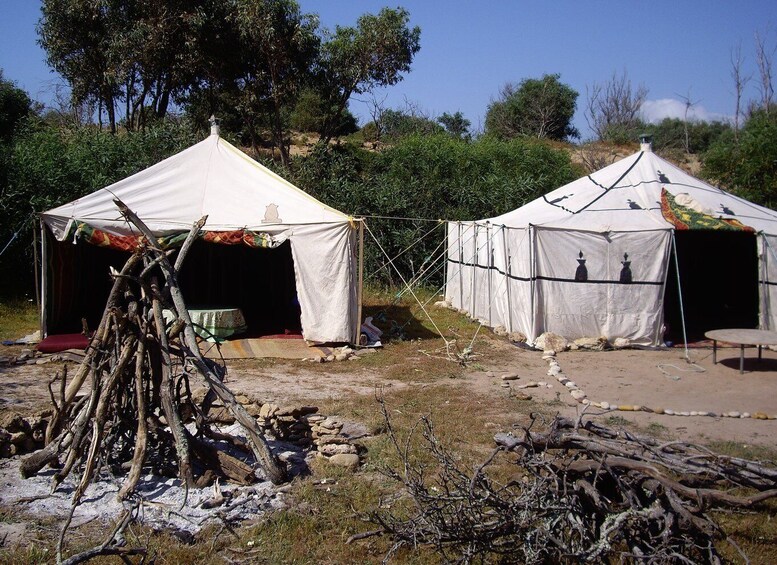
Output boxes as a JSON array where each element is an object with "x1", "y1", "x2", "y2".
[{"x1": 0, "y1": 299, "x2": 38, "y2": 341}]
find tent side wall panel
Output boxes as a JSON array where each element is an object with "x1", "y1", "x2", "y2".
[
  {"x1": 759, "y1": 234, "x2": 777, "y2": 331},
  {"x1": 534, "y1": 228, "x2": 670, "y2": 345},
  {"x1": 289, "y1": 223, "x2": 359, "y2": 343}
]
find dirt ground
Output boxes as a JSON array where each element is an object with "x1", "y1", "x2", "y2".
[{"x1": 3, "y1": 339, "x2": 776, "y2": 448}]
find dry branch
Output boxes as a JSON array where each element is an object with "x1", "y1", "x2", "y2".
[{"x1": 360, "y1": 404, "x2": 777, "y2": 564}]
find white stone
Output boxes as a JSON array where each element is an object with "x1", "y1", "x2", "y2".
[
  {"x1": 741, "y1": 412, "x2": 751, "y2": 418},
  {"x1": 534, "y1": 332, "x2": 569, "y2": 353},
  {"x1": 613, "y1": 337, "x2": 631, "y2": 348},
  {"x1": 665, "y1": 409, "x2": 675, "y2": 415},
  {"x1": 564, "y1": 381, "x2": 577, "y2": 389},
  {"x1": 573, "y1": 336, "x2": 608, "y2": 351}
]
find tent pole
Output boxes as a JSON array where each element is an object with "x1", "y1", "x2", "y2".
[
  {"x1": 759, "y1": 233, "x2": 768, "y2": 330},
  {"x1": 527, "y1": 224, "x2": 538, "y2": 342},
  {"x1": 471, "y1": 224, "x2": 477, "y2": 316},
  {"x1": 671, "y1": 231, "x2": 690, "y2": 361},
  {"x1": 33, "y1": 217, "x2": 40, "y2": 312},
  {"x1": 355, "y1": 219, "x2": 364, "y2": 345},
  {"x1": 487, "y1": 223, "x2": 492, "y2": 327},
  {"x1": 39, "y1": 221, "x2": 48, "y2": 338},
  {"x1": 458, "y1": 222, "x2": 463, "y2": 310},
  {"x1": 501, "y1": 225, "x2": 513, "y2": 332}
]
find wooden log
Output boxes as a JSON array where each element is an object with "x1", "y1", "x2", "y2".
[
  {"x1": 118, "y1": 334, "x2": 149, "y2": 500},
  {"x1": 114, "y1": 199, "x2": 288, "y2": 485},
  {"x1": 47, "y1": 253, "x2": 142, "y2": 443},
  {"x1": 189, "y1": 434, "x2": 256, "y2": 485},
  {"x1": 151, "y1": 286, "x2": 194, "y2": 487}
]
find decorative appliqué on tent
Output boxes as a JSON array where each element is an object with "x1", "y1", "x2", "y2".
[{"x1": 660, "y1": 189, "x2": 754, "y2": 231}]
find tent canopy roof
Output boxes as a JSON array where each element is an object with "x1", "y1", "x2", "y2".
[
  {"x1": 485, "y1": 148, "x2": 777, "y2": 233},
  {"x1": 42, "y1": 131, "x2": 350, "y2": 240}
]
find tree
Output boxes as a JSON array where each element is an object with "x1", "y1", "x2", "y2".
[
  {"x1": 754, "y1": 29, "x2": 775, "y2": 115},
  {"x1": 730, "y1": 42, "x2": 751, "y2": 141},
  {"x1": 585, "y1": 70, "x2": 648, "y2": 142},
  {"x1": 316, "y1": 7, "x2": 421, "y2": 143},
  {"x1": 0, "y1": 70, "x2": 34, "y2": 142},
  {"x1": 38, "y1": 0, "x2": 229, "y2": 132},
  {"x1": 438, "y1": 111, "x2": 470, "y2": 139},
  {"x1": 231, "y1": 0, "x2": 320, "y2": 164},
  {"x1": 484, "y1": 74, "x2": 579, "y2": 141}
]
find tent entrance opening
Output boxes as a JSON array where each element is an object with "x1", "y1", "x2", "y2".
[
  {"x1": 45, "y1": 237, "x2": 302, "y2": 338},
  {"x1": 179, "y1": 240, "x2": 301, "y2": 337},
  {"x1": 664, "y1": 230, "x2": 758, "y2": 342}
]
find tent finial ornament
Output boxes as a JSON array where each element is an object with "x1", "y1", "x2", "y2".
[
  {"x1": 639, "y1": 133, "x2": 653, "y2": 152},
  {"x1": 620, "y1": 253, "x2": 633, "y2": 283},
  {"x1": 209, "y1": 115, "x2": 220, "y2": 136}
]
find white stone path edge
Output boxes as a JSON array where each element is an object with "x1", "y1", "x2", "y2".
[{"x1": 540, "y1": 350, "x2": 777, "y2": 421}]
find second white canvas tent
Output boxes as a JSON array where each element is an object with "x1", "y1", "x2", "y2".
[
  {"x1": 40, "y1": 125, "x2": 362, "y2": 344},
  {"x1": 445, "y1": 139, "x2": 777, "y2": 346}
]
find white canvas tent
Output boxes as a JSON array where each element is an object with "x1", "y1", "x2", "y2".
[
  {"x1": 40, "y1": 124, "x2": 362, "y2": 344},
  {"x1": 445, "y1": 139, "x2": 777, "y2": 346}
]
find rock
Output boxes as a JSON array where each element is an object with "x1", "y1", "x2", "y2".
[
  {"x1": 534, "y1": 332, "x2": 569, "y2": 352},
  {"x1": 564, "y1": 381, "x2": 577, "y2": 389},
  {"x1": 753, "y1": 412, "x2": 769, "y2": 420},
  {"x1": 306, "y1": 414, "x2": 326, "y2": 423},
  {"x1": 664, "y1": 409, "x2": 675, "y2": 415},
  {"x1": 485, "y1": 371, "x2": 497, "y2": 378},
  {"x1": 335, "y1": 353, "x2": 349, "y2": 362},
  {"x1": 741, "y1": 412, "x2": 751, "y2": 419},
  {"x1": 547, "y1": 366, "x2": 562, "y2": 376},
  {"x1": 507, "y1": 332, "x2": 527, "y2": 343},
  {"x1": 316, "y1": 435, "x2": 351, "y2": 446},
  {"x1": 0, "y1": 413, "x2": 30, "y2": 434},
  {"x1": 327, "y1": 453, "x2": 360, "y2": 470},
  {"x1": 500, "y1": 373, "x2": 519, "y2": 381},
  {"x1": 512, "y1": 391, "x2": 532, "y2": 401},
  {"x1": 433, "y1": 300, "x2": 452, "y2": 309},
  {"x1": 573, "y1": 336, "x2": 608, "y2": 351},
  {"x1": 245, "y1": 403, "x2": 262, "y2": 417},
  {"x1": 500, "y1": 382, "x2": 510, "y2": 388},
  {"x1": 728, "y1": 411, "x2": 741, "y2": 418},
  {"x1": 612, "y1": 337, "x2": 631, "y2": 348},
  {"x1": 570, "y1": 390, "x2": 586, "y2": 401},
  {"x1": 319, "y1": 443, "x2": 358, "y2": 456},
  {"x1": 318, "y1": 418, "x2": 343, "y2": 431},
  {"x1": 492, "y1": 325, "x2": 508, "y2": 337},
  {"x1": 543, "y1": 349, "x2": 557, "y2": 357},
  {"x1": 325, "y1": 354, "x2": 335, "y2": 362},
  {"x1": 259, "y1": 403, "x2": 279, "y2": 419}
]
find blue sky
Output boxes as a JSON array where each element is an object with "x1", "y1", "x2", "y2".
[{"x1": 2, "y1": 1, "x2": 776, "y2": 139}]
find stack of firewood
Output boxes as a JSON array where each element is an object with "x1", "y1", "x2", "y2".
[{"x1": 21, "y1": 200, "x2": 287, "y2": 508}]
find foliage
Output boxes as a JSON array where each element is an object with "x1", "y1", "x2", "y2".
[
  {"x1": 485, "y1": 74, "x2": 579, "y2": 141},
  {"x1": 585, "y1": 70, "x2": 648, "y2": 142},
  {"x1": 289, "y1": 88, "x2": 358, "y2": 137},
  {"x1": 0, "y1": 70, "x2": 34, "y2": 142},
  {"x1": 316, "y1": 7, "x2": 421, "y2": 143},
  {"x1": 437, "y1": 111, "x2": 471, "y2": 140},
  {"x1": 646, "y1": 118, "x2": 731, "y2": 154},
  {"x1": 702, "y1": 108, "x2": 777, "y2": 207}
]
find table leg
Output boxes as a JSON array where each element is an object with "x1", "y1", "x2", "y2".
[
  {"x1": 740, "y1": 345, "x2": 745, "y2": 374},
  {"x1": 712, "y1": 340, "x2": 717, "y2": 364}
]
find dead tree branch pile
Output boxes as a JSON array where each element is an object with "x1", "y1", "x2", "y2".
[
  {"x1": 22, "y1": 200, "x2": 288, "y2": 504},
  {"x1": 362, "y1": 405, "x2": 777, "y2": 564}
]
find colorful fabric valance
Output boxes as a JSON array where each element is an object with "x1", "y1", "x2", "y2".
[{"x1": 70, "y1": 222, "x2": 282, "y2": 251}]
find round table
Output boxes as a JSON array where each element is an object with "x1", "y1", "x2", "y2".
[{"x1": 704, "y1": 329, "x2": 777, "y2": 374}]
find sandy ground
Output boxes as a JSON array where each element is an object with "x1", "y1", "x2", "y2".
[{"x1": 2, "y1": 341, "x2": 776, "y2": 448}]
